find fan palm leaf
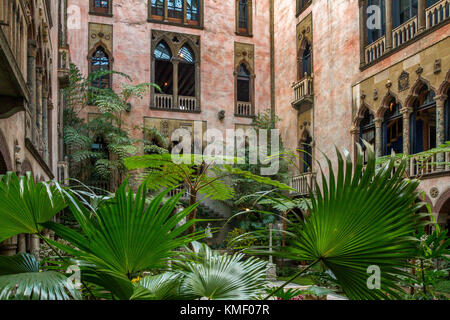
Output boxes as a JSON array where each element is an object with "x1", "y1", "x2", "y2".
[
  {"x1": 0, "y1": 253, "x2": 81, "y2": 300},
  {"x1": 0, "y1": 172, "x2": 67, "y2": 242},
  {"x1": 271, "y1": 143, "x2": 426, "y2": 300}
]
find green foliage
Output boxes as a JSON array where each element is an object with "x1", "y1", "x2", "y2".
[
  {"x1": 224, "y1": 228, "x2": 262, "y2": 250},
  {"x1": 0, "y1": 172, "x2": 67, "y2": 242},
  {"x1": 42, "y1": 180, "x2": 205, "y2": 299},
  {"x1": 63, "y1": 64, "x2": 167, "y2": 189},
  {"x1": 266, "y1": 143, "x2": 426, "y2": 300},
  {"x1": 0, "y1": 253, "x2": 81, "y2": 300}
]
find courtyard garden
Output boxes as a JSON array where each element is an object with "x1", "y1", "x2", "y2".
[{"x1": 0, "y1": 68, "x2": 449, "y2": 301}]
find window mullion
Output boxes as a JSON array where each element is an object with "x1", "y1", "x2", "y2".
[
  {"x1": 164, "y1": 0, "x2": 169, "y2": 21},
  {"x1": 183, "y1": 0, "x2": 187, "y2": 24}
]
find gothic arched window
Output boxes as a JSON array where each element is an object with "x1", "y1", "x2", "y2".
[
  {"x1": 360, "y1": 109, "x2": 375, "y2": 163},
  {"x1": 410, "y1": 85, "x2": 436, "y2": 154},
  {"x1": 178, "y1": 44, "x2": 196, "y2": 97},
  {"x1": 90, "y1": 46, "x2": 111, "y2": 89},
  {"x1": 154, "y1": 41, "x2": 173, "y2": 96},
  {"x1": 446, "y1": 89, "x2": 449, "y2": 142},
  {"x1": 301, "y1": 131, "x2": 313, "y2": 173},
  {"x1": 383, "y1": 98, "x2": 403, "y2": 155}
]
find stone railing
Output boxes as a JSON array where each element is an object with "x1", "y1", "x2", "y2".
[
  {"x1": 290, "y1": 172, "x2": 316, "y2": 196},
  {"x1": 154, "y1": 93, "x2": 174, "y2": 109},
  {"x1": 236, "y1": 101, "x2": 253, "y2": 117},
  {"x1": 178, "y1": 95, "x2": 198, "y2": 112},
  {"x1": 365, "y1": 36, "x2": 385, "y2": 64},
  {"x1": 392, "y1": 16, "x2": 418, "y2": 49},
  {"x1": 409, "y1": 151, "x2": 450, "y2": 177},
  {"x1": 168, "y1": 185, "x2": 189, "y2": 199},
  {"x1": 426, "y1": 0, "x2": 449, "y2": 29},
  {"x1": 292, "y1": 75, "x2": 313, "y2": 107}
]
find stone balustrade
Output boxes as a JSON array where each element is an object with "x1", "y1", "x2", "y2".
[
  {"x1": 409, "y1": 150, "x2": 450, "y2": 177},
  {"x1": 365, "y1": 36, "x2": 385, "y2": 64},
  {"x1": 236, "y1": 101, "x2": 253, "y2": 117},
  {"x1": 179, "y1": 95, "x2": 198, "y2": 112},
  {"x1": 426, "y1": 0, "x2": 450, "y2": 28},
  {"x1": 290, "y1": 172, "x2": 316, "y2": 196},
  {"x1": 154, "y1": 93, "x2": 174, "y2": 109},
  {"x1": 393, "y1": 16, "x2": 418, "y2": 49},
  {"x1": 292, "y1": 75, "x2": 313, "y2": 108}
]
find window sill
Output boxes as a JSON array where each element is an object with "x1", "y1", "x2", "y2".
[
  {"x1": 150, "y1": 107, "x2": 201, "y2": 114},
  {"x1": 147, "y1": 18, "x2": 203, "y2": 30},
  {"x1": 234, "y1": 114, "x2": 254, "y2": 119},
  {"x1": 235, "y1": 31, "x2": 253, "y2": 38},
  {"x1": 89, "y1": 11, "x2": 113, "y2": 18}
]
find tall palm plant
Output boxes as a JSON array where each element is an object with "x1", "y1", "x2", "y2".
[{"x1": 265, "y1": 143, "x2": 427, "y2": 300}]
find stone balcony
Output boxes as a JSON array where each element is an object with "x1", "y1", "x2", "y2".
[
  {"x1": 152, "y1": 93, "x2": 200, "y2": 113},
  {"x1": 291, "y1": 75, "x2": 314, "y2": 111},
  {"x1": 409, "y1": 150, "x2": 450, "y2": 178},
  {"x1": 58, "y1": 46, "x2": 70, "y2": 88},
  {"x1": 290, "y1": 172, "x2": 316, "y2": 197}
]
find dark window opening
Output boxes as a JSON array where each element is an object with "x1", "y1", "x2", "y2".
[
  {"x1": 237, "y1": 64, "x2": 251, "y2": 102},
  {"x1": 393, "y1": 0, "x2": 418, "y2": 28},
  {"x1": 178, "y1": 45, "x2": 196, "y2": 97},
  {"x1": 92, "y1": 0, "x2": 110, "y2": 14},
  {"x1": 360, "y1": 109, "x2": 376, "y2": 163},
  {"x1": 238, "y1": 0, "x2": 249, "y2": 34},
  {"x1": 151, "y1": 0, "x2": 165, "y2": 17},
  {"x1": 302, "y1": 42, "x2": 312, "y2": 78},
  {"x1": 154, "y1": 41, "x2": 174, "y2": 95},
  {"x1": 91, "y1": 46, "x2": 111, "y2": 89},
  {"x1": 383, "y1": 98, "x2": 403, "y2": 155},
  {"x1": 446, "y1": 89, "x2": 450, "y2": 142},
  {"x1": 426, "y1": 0, "x2": 439, "y2": 8},
  {"x1": 302, "y1": 134, "x2": 313, "y2": 173},
  {"x1": 367, "y1": 0, "x2": 386, "y2": 44},
  {"x1": 411, "y1": 86, "x2": 436, "y2": 154}
]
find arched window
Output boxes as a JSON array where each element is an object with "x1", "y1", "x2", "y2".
[
  {"x1": 237, "y1": 64, "x2": 251, "y2": 103},
  {"x1": 302, "y1": 42, "x2": 312, "y2": 78},
  {"x1": 178, "y1": 44, "x2": 195, "y2": 97},
  {"x1": 360, "y1": 109, "x2": 375, "y2": 163},
  {"x1": 90, "y1": 46, "x2": 111, "y2": 89},
  {"x1": 91, "y1": 0, "x2": 111, "y2": 15},
  {"x1": 367, "y1": 0, "x2": 386, "y2": 44},
  {"x1": 154, "y1": 41, "x2": 173, "y2": 95},
  {"x1": 410, "y1": 85, "x2": 436, "y2": 154},
  {"x1": 383, "y1": 98, "x2": 403, "y2": 155}
]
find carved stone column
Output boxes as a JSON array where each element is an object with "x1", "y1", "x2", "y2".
[
  {"x1": 418, "y1": 0, "x2": 426, "y2": 33},
  {"x1": 375, "y1": 117, "x2": 383, "y2": 157},
  {"x1": 27, "y1": 41, "x2": 37, "y2": 141},
  {"x1": 36, "y1": 67, "x2": 43, "y2": 149},
  {"x1": 401, "y1": 107, "x2": 413, "y2": 155},
  {"x1": 350, "y1": 126, "x2": 360, "y2": 162},
  {"x1": 172, "y1": 58, "x2": 179, "y2": 109},
  {"x1": 29, "y1": 234, "x2": 40, "y2": 258},
  {"x1": 17, "y1": 234, "x2": 26, "y2": 253},
  {"x1": 385, "y1": 0, "x2": 393, "y2": 51},
  {"x1": 195, "y1": 61, "x2": 201, "y2": 110},
  {"x1": 435, "y1": 95, "x2": 448, "y2": 169},
  {"x1": 359, "y1": 0, "x2": 367, "y2": 66},
  {"x1": 42, "y1": 85, "x2": 49, "y2": 163}
]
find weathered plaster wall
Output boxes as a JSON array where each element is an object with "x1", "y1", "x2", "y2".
[{"x1": 68, "y1": 0, "x2": 272, "y2": 141}]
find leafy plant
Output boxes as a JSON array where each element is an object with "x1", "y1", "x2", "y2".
[
  {"x1": 0, "y1": 253, "x2": 81, "y2": 300},
  {"x1": 264, "y1": 143, "x2": 426, "y2": 300}
]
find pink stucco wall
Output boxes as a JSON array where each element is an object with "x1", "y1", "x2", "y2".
[{"x1": 67, "y1": 0, "x2": 272, "y2": 138}]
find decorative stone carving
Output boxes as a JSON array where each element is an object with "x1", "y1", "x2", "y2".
[
  {"x1": 373, "y1": 89, "x2": 378, "y2": 100},
  {"x1": 218, "y1": 110, "x2": 225, "y2": 121},
  {"x1": 88, "y1": 23, "x2": 113, "y2": 55},
  {"x1": 14, "y1": 140, "x2": 21, "y2": 173},
  {"x1": 430, "y1": 187, "x2": 440, "y2": 199},
  {"x1": 398, "y1": 71, "x2": 410, "y2": 92},
  {"x1": 234, "y1": 42, "x2": 255, "y2": 71},
  {"x1": 416, "y1": 65, "x2": 423, "y2": 76},
  {"x1": 385, "y1": 80, "x2": 392, "y2": 89},
  {"x1": 434, "y1": 59, "x2": 441, "y2": 74},
  {"x1": 296, "y1": 12, "x2": 313, "y2": 50}
]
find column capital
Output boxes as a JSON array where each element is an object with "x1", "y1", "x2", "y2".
[
  {"x1": 350, "y1": 126, "x2": 360, "y2": 135},
  {"x1": 27, "y1": 40, "x2": 38, "y2": 57},
  {"x1": 434, "y1": 94, "x2": 448, "y2": 105},
  {"x1": 374, "y1": 117, "x2": 383, "y2": 127},
  {"x1": 36, "y1": 67, "x2": 44, "y2": 80},
  {"x1": 400, "y1": 107, "x2": 413, "y2": 116}
]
